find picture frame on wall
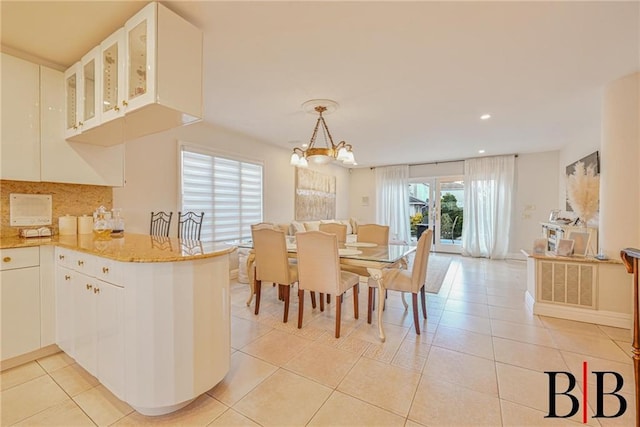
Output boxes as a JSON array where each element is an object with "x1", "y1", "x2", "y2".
[
  {"x1": 556, "y1": 239, "x2": 575, "y2": 257},
  {"x1": 568, "y1": 231, "x2": 590, "y2": 256},
  {"x1": 566, "y1": 151, "x2": 600, "y2": 211}
]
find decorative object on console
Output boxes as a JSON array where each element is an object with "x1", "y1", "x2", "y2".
[
  {"x1": 556, "y1": 239, "x2": 575, "y2": 257},
  {"x1": 295, "y1": 168, "x2": 336, "y2": 221},
  {"x1": 568, "y1": 231, "x2": 590, "y2": 256},
  {"x1": 290, "y1": 99, "x2": 356, "y2": 167},
  {"x1": 533, "y1": 238, "x2": 547, "y2": 254},
  {"x1": 566, "y1": 159, "x2": 600, "y2": 225}
]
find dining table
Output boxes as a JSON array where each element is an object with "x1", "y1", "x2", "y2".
[{"x1": 239, "y1": 238, "x2": 417, "y2": 342}]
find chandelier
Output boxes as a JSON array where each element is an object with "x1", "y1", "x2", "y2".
[{"x1": 290, "y1": 99, "x2": 356, "y2": 167}]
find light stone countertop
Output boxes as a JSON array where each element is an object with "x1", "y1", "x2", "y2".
[
  {"x1": 521, "y1": 249, "x2": 622, "y2": 264},
  {"x1": 0, "y1": 233, "x2": 236, "y2": 262}
]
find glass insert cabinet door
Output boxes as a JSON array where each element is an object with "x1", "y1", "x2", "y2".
[
  {"x1": 80, "y1": 46, "x2": 101, "y2": 131},
  {"x1": 100, "y1": 28, "x2": 125, "y2": 123},
  {"x1": 124, "y1": 2, "x2": 157, "y2": 112},
  {"x1": 63, "y1": 62, "x2": 81, "y2": 138}
]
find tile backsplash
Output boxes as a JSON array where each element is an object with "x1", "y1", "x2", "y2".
[{"x1": 0, "y1": 180, "x2": 112, "y2": 237}]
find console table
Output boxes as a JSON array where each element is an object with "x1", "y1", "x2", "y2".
[{"x1": 523, "y1": 250, "x2": 631, "y2": 328}]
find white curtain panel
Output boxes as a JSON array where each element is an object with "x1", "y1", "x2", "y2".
[
  {"x1": 375, "y1": 165, "x2": 411, "y2": 244},
  {"x1": 462, "y1": 155, "x2": 515, "y2": 259}
]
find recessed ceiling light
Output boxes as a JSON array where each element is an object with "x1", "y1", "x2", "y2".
[
  {"x1": 478, "y1": 149, "x2": 486, "y2": 154},
  {"x1": 480, "y1": 114, "x2": 491, "y2": 120}
]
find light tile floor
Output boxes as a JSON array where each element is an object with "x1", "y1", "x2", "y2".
[{"x1": 1, "y1": 254, "x2": 635, "y2": 426}]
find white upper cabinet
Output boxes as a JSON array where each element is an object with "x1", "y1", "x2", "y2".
[
  {"x1": 64, "y1": 62, "x2": 82, "y2": 139},
  {"x1": 81, "y1": 46, "x2": 102, "y2": 132},
  {"x1": 124, "y1": 3, "x2": 156, "y2": 113},
  {"x1": 100, "y1": 28, "x2": 126, "y2": 125},
  {"x1": 67, "y1": 1, "x2": 202, "y2": 146},
  {"x1": 1, "y1": 53, "x2": 41, "y2": 181}
]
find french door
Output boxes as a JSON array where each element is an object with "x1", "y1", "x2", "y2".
[{"x1": 409, "y1": 176, "x2": 464, "y2": 253}]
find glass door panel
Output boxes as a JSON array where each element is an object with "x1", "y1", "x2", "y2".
[
  {"x1": 128, "y1": 21, "x2": 148, "y2": 100},
  {"x1": 100, "y1": 28, "x2": 125, "y2": 123},
  {"x1": 65, "y1": 73, "x2": 77, "y2": 131},
  {"x1": 102, "y1": 42, "x2": 119, "y2": 114},
  {"x1": 435, "y1": 177, "x2": 464, "y2": 253},
  {"x1": 83, "y1": 59, "x2": 96, "y2": 122}
]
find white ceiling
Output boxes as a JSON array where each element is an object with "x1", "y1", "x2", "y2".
[{"x1": 2, "y1": 1, "x2": 638, "y2": 167}]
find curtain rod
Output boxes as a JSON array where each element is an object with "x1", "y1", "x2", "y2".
[{"x1": 368, "y1": 153, "x2": 519, "y2": 169}]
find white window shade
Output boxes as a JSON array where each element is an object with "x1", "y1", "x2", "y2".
[{"x1": 181, "y1": 147, "x2": 263, "y2": 243}]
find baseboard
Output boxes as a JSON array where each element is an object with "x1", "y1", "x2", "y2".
[
  {"x1": 1, "y1": 344, "x2": 61, "y2": 372},
  {"x1": 507, "y1": 251, "x2": 527, "y2": 261},
  {"x1": 532, "y1": 302, "x2": 632, "y2": 329}
]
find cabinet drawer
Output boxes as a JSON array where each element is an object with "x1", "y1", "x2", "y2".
[
  {"x1": 0, "y1": 247, "x2": 39, "y2": 271},
  {"x1": 93, "y1": 258, "x2": 124, "y2": 286}
]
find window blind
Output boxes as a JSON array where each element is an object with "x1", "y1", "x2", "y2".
[{"x1": 181, "y1": 147, "x2": 263, "y2": 243}]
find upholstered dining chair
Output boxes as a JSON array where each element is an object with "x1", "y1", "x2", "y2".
[
  {"x1": 319, "y1": 222, "x2": 347, "y2": 243},
  {"x1": 342, "y1": 224, "x2": 391, "y2": 279},
  {"x1": 357, "y1": 224, "x2": 390, "y2": 246},
  {"x1": 150, "y1": 211, "x2": 173, "y2": 237},
  {"x1": 251, "y1": 226, "x2": 300, "y2": 322},
  {"x1": 177, "y1": 211, "x2": 204, "y2": 240},
  {"x1": 318, "y1": 222, "x2": 349, "y2": 304},
  {"x1": 367, "y1": 229, "x2": 433, "y2": 334},
  {"x1": 296, "y1": 231, "x2": 360, "y2": 338}
]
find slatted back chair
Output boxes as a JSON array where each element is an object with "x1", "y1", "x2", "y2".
[
  {"x1": 177, "y1": 211, "x2": 204, "y2": 240},
  {"x1": 150, "y1": 211, "x2": 173, "y2": 237}
]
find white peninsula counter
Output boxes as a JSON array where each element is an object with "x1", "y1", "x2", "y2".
[
  {"x1": 51, "y1": 233, "x2": 234, "y2": 416},
  {"x1": 522, "y1": 250, "x2": 632, "y2": 329}
]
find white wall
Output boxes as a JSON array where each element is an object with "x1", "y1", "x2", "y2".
[
  {"x1": 349, "y1": 153, "x2": 560, "y2": 258},
  {"x1": 113, "y1": 121, "x2": 350, "y2": 236},
  {"x1": 510, "y1": 151, "x2": 560, "y2": 257}
]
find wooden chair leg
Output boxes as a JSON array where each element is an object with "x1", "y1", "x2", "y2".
[
  {"x1": 420, "y1": 286, "x2": 427, "y2": 319},
  {"x1": 335, "y1": 294, "x2": 343, "y2": 338},
  {"x1": 327, "y1": 294, "x2": 331, "y2": 304},
  {"x1": 372, "y1": 288, "x2": 376, "y2": 311},
  {"x1": 320, "y1": 293, "x2": 325, "y2": 312},
  {"x1": 310, "y1": 291, "x2": 317, "y2": 309},
  {"x1": 298, "y1": 289, "x2": 304, "y2": 328},
  {"x1": 254, "y1": 280, "x2": 262, "y2": 315},
  {"x1": 367, "y1": 287, "x2": 373, "y2": 324},
  {"x1": 283, "y1": 284, "x2": 291, "y2": 323},
  {"x1": 278, "y1": 283, "x2": 283, "y2": 300},
  {"x1": 353, "y1": 284, "x2": 359, "y2": 319},
  {"x1": 412, "y1": 293, "x2": 421, "y2": 335}
]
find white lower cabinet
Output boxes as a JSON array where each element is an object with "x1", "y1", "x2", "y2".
[
  {"x1": 54, "y1": 245, "x2": 230, "y2": 415},
  {"x1": 55, "y1": 265, "x2": 75, "y2": 355},
  {"x1": 55, "y1": 248, "x2": 125, "y2": 398},
  {"x1": 1, "y1": 248, "x2": 41, "y2": 360}
]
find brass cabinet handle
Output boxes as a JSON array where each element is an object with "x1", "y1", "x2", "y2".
[
  {"x1": 65, "y1": 275, "x2": 71, "y2": 280},
  {"x1": 2, "y1": 257, "x2": 11, "y2": 263},
  {"x1": 72, "y1": 124, "x2": 78, "y2": 130},
  {"x1": 77, "y1": 260, "x2": 84, "y2": 266},
  {"x1": 114, "y1": 106, "x2": 120, "y2": 112},
  {"x1": 59, "y1": 255, "x2": 65, "y2": 260},
  {"x1": 122, "y1": 100, "x2": 128, "y2": 107},
  {"x1": 94, "y1": 287, "x2": 100, "y2": 294},
  {"x1": 86, "y1": 283, "x2": 92, "y2": 290},
  {"x1": 78, "y1": 121, "x2": 83, "y2": 127},
  {"x1": 102, "y1": 267, "x2": 109, "y2": 274}
]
